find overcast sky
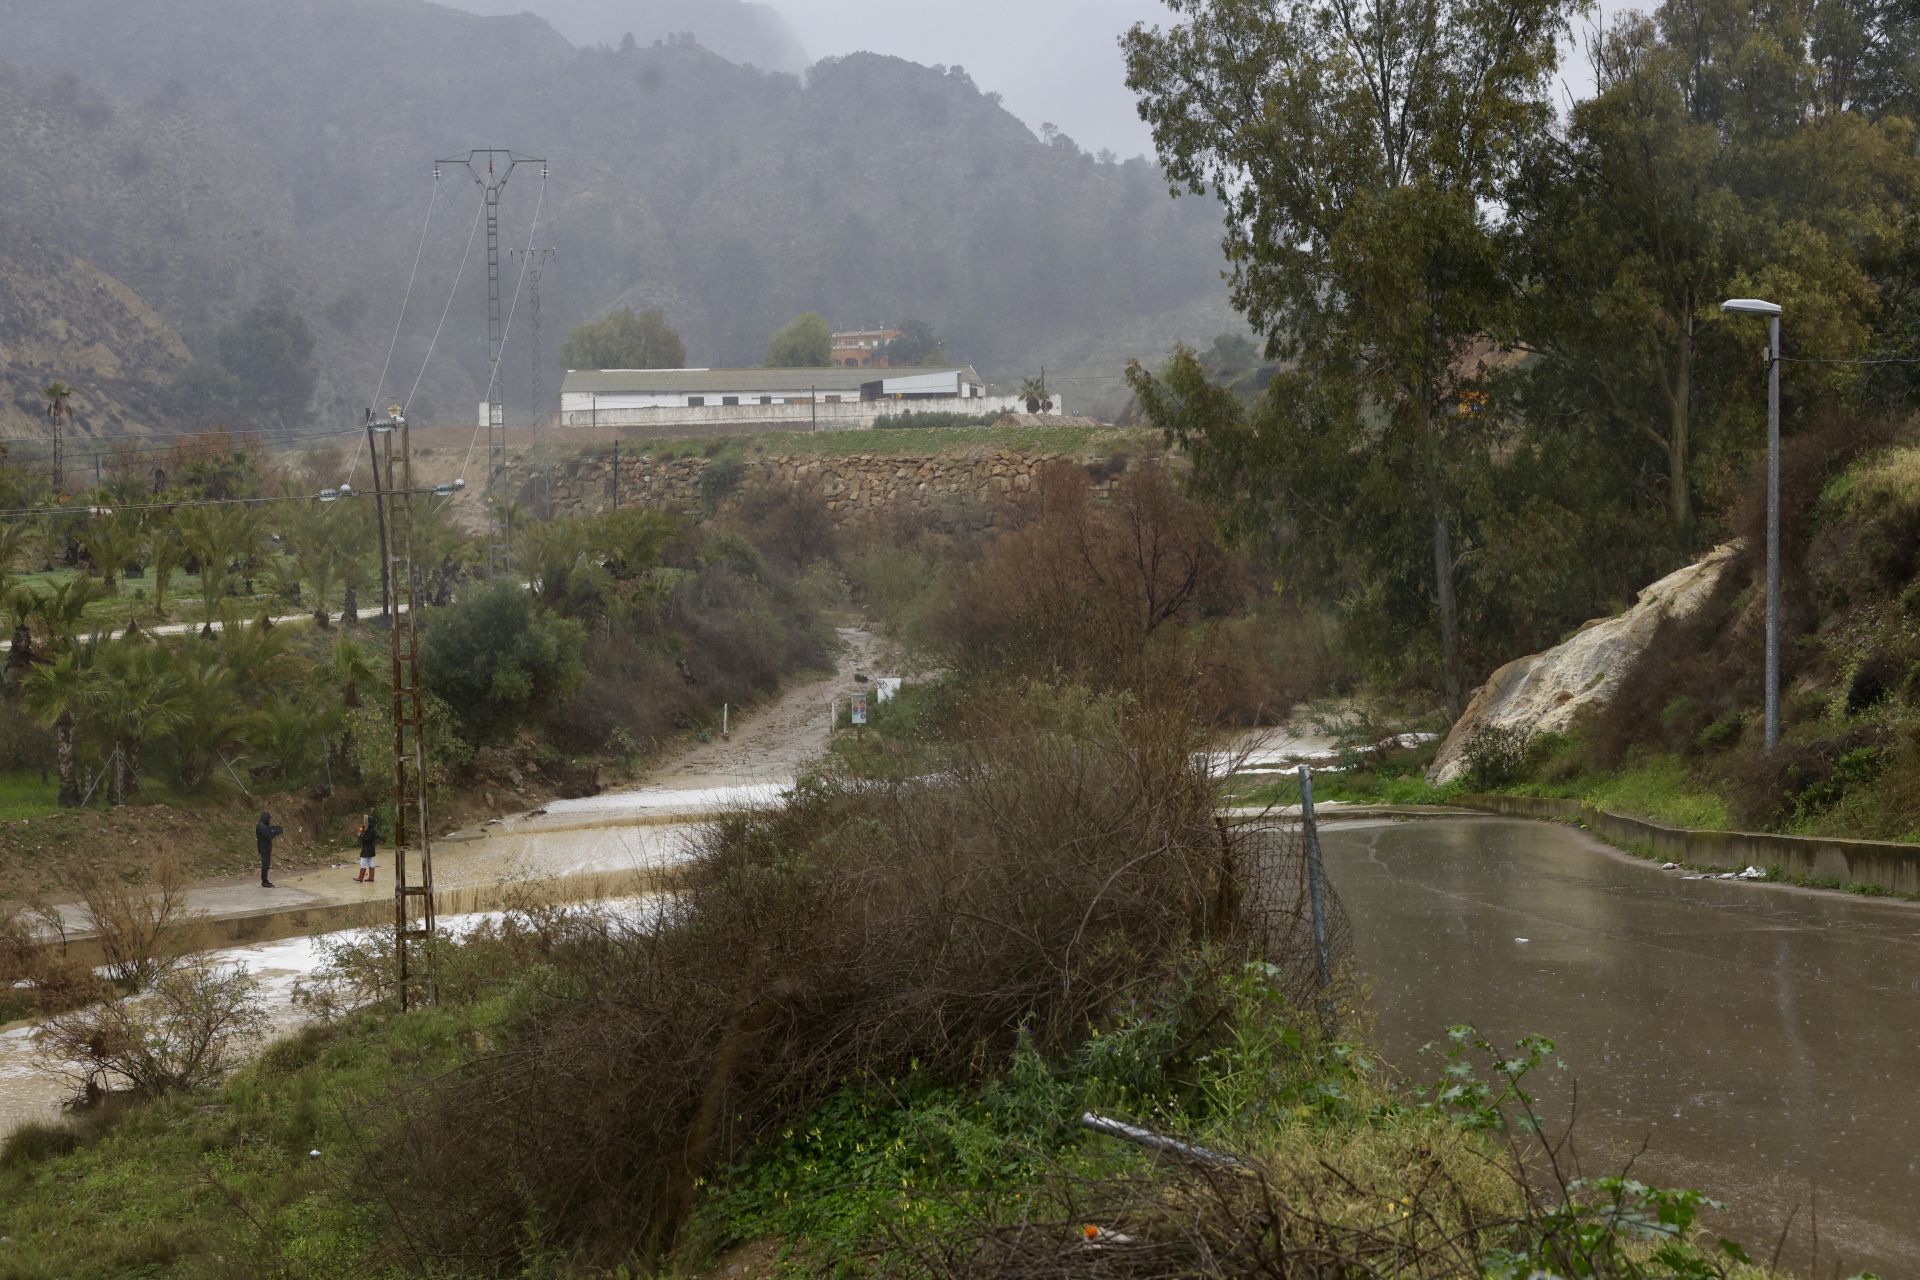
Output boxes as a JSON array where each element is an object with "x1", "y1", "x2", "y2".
[{"x1": 774, "y1": 0, "x2": 1639, "y2": 159}]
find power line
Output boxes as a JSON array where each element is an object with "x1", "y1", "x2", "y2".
[
  {"x1": 348, "y1": 174, "x2": 444, "y2": 489},
  {"x1": 403, "y1": 191, "x2": 487, "y2": 415}
]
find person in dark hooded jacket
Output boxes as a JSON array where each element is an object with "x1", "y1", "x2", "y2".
[{"x1": 256, "y1": 811, "x2": 284, "y2": 888}]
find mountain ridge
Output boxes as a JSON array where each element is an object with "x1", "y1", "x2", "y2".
[{"x1": 0, "y1": 0, "x2": 1230, "y2": 431}]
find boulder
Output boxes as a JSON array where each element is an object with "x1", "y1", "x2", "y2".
[{"x1": 1428, "y1": 543, "x2": 1742, "y2": 784}]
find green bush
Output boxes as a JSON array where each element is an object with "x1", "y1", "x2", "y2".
[
  {"x1": 421, "y1": 582, "x2": 586, "y2": 744},
  {"x1": 1695, "y1": 710, "x2": 1745, "y2": 752},
  {"x1": 869, "y1": 409, "x2": 1003, "y2": 430},
  {"x1": 0, "y1": 1120, "x2": 77, "y2": 1170},
  {"x1": 698, "y1": 455, "x2": 746, "y2": 512},
  {"x1": 1461, "y1": 724, "x2": 1531, "y2": 789}
]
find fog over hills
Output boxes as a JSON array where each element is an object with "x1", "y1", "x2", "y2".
[
  {"x1": 0, "y1": 0, "x2": 1231, "y2": 434},
  {"x1": 445, "y1": 0, "x2": 810, "y2": 73}
]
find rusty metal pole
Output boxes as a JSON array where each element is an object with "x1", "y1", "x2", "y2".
[{"x1": 378, "y1": 409, "x2": 436, "y2": 1008}]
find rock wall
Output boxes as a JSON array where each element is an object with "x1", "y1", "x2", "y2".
[
  {"x1": 1428, "y1": 543, "x2": 1743, "y2": 785},
  {"x1": 503, "y1": 446, "x2": 1143, "y2": 533}
]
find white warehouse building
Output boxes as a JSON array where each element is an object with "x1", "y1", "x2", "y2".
[{"x1": 558, "y1": 365, "x2": 1060, "y2": 433}]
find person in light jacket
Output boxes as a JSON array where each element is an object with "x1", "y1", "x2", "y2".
[{"x1": 354, "y1": 813, "x2": 378, "y2": 883}]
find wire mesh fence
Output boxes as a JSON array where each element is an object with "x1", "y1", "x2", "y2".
[{"x1": 1231, "y1": 810, "x2": 1354, "y2": 1014}]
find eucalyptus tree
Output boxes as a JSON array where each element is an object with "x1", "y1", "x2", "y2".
[
  {"x1": 1511, "y1": 0, "x2": 1918, "y2": 530},
  {"x1": 1123, "y1": 0, "x2": 1576, "y2": 712}
]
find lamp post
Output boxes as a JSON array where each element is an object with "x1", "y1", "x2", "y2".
[{"x1": 1719, "y1": 297, "x2": 1782, "y2": 751}]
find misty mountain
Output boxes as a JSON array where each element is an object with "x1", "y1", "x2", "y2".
[
  {"x1": 445, "y1": 0, "x2": 809, "y2": 73},
  {"x1": 0, "y1": 0, "x2": 1231, "y2": 433}
]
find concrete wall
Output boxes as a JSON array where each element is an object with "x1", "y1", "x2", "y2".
[
  {"x1": 558, "y1": 394, "x2": 1053, "y2": 433},
  {"x1": 1458, "y1": 793, "x2": 1920, "y2": 894}
]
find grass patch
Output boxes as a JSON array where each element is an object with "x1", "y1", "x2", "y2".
[
  {"x1": 0, "y1": 771, "x2": 61, "y2": 821},
  {"x1": 0, "y1": 1004, "x2": 492, "y2": 1279},
  {"x1": 605, "y1": 424, "x2": 1158, "y2": 464}
]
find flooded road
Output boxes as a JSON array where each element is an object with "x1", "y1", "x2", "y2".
[{"x1": 1324, "y1": 817, "x2": 1920, "y2": 1277}]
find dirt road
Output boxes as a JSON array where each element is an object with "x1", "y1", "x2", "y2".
[{"x1": 58, "y1": 625, "x2": 891, "y2": 927}]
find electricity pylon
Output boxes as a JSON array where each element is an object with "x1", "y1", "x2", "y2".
[{"x1": 434, "y1": 149, "x2": 546, "y2": 575}]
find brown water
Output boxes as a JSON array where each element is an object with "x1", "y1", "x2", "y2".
[{"x1": 1322, "y1": 817, "x2": 1920, "y2": 1278}]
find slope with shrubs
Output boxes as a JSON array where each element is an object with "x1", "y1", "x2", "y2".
[
  {"x1": 0, "y1": 438, "x2": 837, "y2": 903},
  {"x1": 0, "y1": 457, "x2": 1813, "y2": 1278},
  {"x1": 1482, "y1": 421, "x2": 1920, "y2": 845}
]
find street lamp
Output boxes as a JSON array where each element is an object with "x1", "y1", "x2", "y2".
[{"x1": 1719, "y1": 296, "x2": 1782, "y2": 751}]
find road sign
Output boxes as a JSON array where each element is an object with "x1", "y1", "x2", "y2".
[{"x1": 851, "y1": 690, "x2": 868, "y2": 726}]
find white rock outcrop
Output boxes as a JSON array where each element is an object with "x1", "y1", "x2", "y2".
[{"x1": 1428, "y1": 543, "x2": 1742, "y2": 785}]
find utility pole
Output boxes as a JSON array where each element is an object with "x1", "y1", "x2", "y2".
[
  {"x1": 369, "y1": 407, "x2": 436, "y2": 1009},
  {"x1": 435, "y1": 149, "x2": 546, "y2": 577},
  {"x1": 365, "y1": 412, "x2": 393, "y2": 622}
]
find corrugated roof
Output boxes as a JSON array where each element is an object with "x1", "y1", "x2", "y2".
[{"x1": 560, "y1": 366, "x2": 979, "y2": 395}]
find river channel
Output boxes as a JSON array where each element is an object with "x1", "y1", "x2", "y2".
[{"x1": 1323, "y1": 817, "x2": 1920, "y2": 1277}]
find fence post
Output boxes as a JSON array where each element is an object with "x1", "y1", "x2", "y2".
[{"x1": 1298, "y1": 763, "x2": 1334, "y2": 1028}]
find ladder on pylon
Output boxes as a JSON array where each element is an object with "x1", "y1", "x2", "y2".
[{"x1": 374, "y1": 410, "x2": 436, "y2": 1009}]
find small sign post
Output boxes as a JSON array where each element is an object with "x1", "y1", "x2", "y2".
[{"x1": 850, "y1": 689, "x2": 868, "y2": 729}]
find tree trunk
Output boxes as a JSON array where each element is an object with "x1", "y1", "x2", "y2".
[
  {"x1": 110, "y1": 742, "x2": 126, "y2": 806},
  {"x1": 1668, "y1": 323, "x2": 1693, "y2": 528},
  {"x1": 55, "y1": 714, "x2": 78, "y2": 807},
  {"x1": 126, "y1": 738, "x2": 142, "y2": 797}
]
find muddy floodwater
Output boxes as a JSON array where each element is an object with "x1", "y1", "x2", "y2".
[{"x1": 1323, "y1": 817, "x2": 1920, "y2": 1277}]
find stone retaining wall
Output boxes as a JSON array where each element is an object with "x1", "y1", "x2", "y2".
[
  {"x1": 505, "y1": 446, "x2": 1145, "y2": 532},
  {"x1": 1458, "y1": 793, "x2": 1920, "y2": 894}
]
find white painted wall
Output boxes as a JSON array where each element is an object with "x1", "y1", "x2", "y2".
[{"x1": 557, "y1": 394, "x2": 1061, "y2": 432}]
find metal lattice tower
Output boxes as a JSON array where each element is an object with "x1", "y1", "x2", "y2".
[
  {"x1": 434, "y1": 149, "x2": 546, "y2": 574},
  {"x1": 372, "y1": 409, "x2": 437, "y2": 1008}
]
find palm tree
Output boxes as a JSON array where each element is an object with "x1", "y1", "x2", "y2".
[
  {"x1": 83, "y1": 513, "x2": 142, "y2": 592},
  {"x1": 243, "y1": 692, "x2": 321, "y2": 781},
  {"x1": 322, "y1": 635, "x2": 377, "y2": 710},
  {"x1": 1018, "y1": 375, "x2": 1054, "y2": 414},
  {"x1": 166, "y1": 647, "x2": 241, "y2": 793},
  {"x1": 148, "y1": 518, "x2": 183, "y2": 617},
  {"x1": 175, "y1": 505, "x2": 264, "y2": 624},
  {"x1": 42, "y1": 382, "x2": 74, "y2": 426},
  {"x1": 215, "y1": 606, "x2": 294, "y2": 696},
  {"x1": 21, "y1": 649, "x2": 94, "y2": 806},
  {"x1": 89, "y1": 641, "x2": 185, "y2": 804},
  {"x1": 25, "y1": 575, "x2": 107, "y2": 652}
]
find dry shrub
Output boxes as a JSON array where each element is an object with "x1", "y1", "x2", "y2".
[
  {"x1": 727, "y1": 473, "x2": 841, "y2": 571},
  {"x1": 35, "y1": 961, "x2": 267, "y2": 1103},
  {"x1": 943, "y1": 463, "x2": 1241, "y2": 689},
  {"x1": 65, "y1": 855, "x2": 191, "y2": 989},
  {"x1": 370, "y1": 685, "x2": 1291, "y2": 1273},
  {"x1": 0, "y1": 905, "x2": 108, "y2": 1017}
]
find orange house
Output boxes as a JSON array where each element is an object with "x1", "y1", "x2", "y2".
[{"x1": 831, "y1": 327, "x2": 903, "y2": 368}]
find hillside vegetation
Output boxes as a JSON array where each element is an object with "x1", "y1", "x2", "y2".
[{"x1": 0, "y1": 460, "x2": 1792, "y2": 1280}]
